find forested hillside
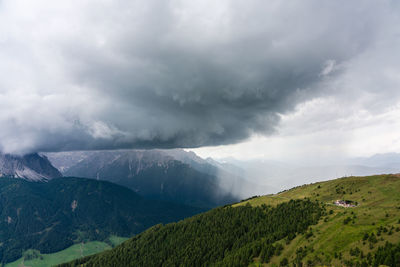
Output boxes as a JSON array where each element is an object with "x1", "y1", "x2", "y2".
[
  {"x1": 0, "y1": 177, "x2": 200, "y2": 264},
  {"x1": 236, "y1": 174, "x2": 400, "y2": 266},
  {"x1": 60, "y1": 199, "x2": 323, "y2": 266},
  {"x1": 60, "y1": 174, "x2": 400, "y2": 267}
]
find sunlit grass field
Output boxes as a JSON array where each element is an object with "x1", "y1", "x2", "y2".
[
  {"x1": 236, "y1": 174, "x2": 400, "y2": 266},
  {"x1": 5, "y1": 236, "x2": 128, "y2": 267}
]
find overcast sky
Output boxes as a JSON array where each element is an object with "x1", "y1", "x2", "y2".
[{"x1": 0, "y1": 0, "x2": 399, "y2": 161}]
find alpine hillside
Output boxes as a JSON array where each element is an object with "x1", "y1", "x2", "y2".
[
  {"x1": 0, "y1": 177, "x2": 200, "y2": 264},
  {"x1": 61, "y1": 174, "x2": 400, "y2": 267}
]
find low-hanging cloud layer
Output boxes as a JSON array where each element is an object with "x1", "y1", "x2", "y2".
[{"x1": 0, "y1": 0, "x2": 399, "y2": 154}]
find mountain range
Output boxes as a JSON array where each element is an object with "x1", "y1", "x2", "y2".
[
  {"x1": 218, "y1": 153, "x2": 400, "y2": 191},
  {"x1": 3, "y1": 149, "x2": 400, "y2": 266},
  {"x1": 44, "y1": 149, "x2": 267, "y2": 208}
]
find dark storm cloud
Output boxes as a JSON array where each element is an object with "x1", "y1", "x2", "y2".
[{"x1": 0, "y1": 0, "x2": 398, "y2": 154}]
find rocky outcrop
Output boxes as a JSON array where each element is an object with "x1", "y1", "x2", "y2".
[{"x1": 0, "y1": 153, "x2": 62, "y2": 181}]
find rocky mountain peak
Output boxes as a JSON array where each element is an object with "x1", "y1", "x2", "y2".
[{"x1": 0, "y1": 153, "x2": 62, "y2": 181}]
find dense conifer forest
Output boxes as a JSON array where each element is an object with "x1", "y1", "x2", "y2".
[{"x1": 60, "y1": 199, "x2": 323, "y2": 266}]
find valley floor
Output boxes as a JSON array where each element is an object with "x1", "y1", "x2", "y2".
[{"x1": 5, "y1": 236, "x2": 128, "y2": 267}]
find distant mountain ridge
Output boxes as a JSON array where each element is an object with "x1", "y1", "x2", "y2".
[
  {"x1": 349, "y1": 152, "x2": 400, "y2": 168},
  {"x1": 0, "y1": 153, "x2": 62, "y2": 181},
  {"x1": 45, "y1": 149, "x2": 222, "y2": 176},
  {"x1": 45, "y1": 150, "x2": 242, "y2": 208},
  {"x1": 218, "y1": 152, "x2": 400, "y2": 192}
]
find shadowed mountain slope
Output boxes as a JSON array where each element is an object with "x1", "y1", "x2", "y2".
[
  {"x1": 0, "y1": 177, "x2": 200, "y2": 264},
  {"x1": 45, "y1": 150, "x2": 263, "y2": 208}
]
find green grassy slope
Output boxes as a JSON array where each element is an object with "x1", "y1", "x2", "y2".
[
  {"x1": 5, "y1": 242, "x2": 109, "y2": 267},
  {"x1": 59, "y1": 174, "x2": 400, "y2": 267},
  {"x1": 236, "y1": 174, "x2": 400, "y2": 266},
  {"x1": 4, "y1": 236, "x2": 128, "y2": 267}
]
